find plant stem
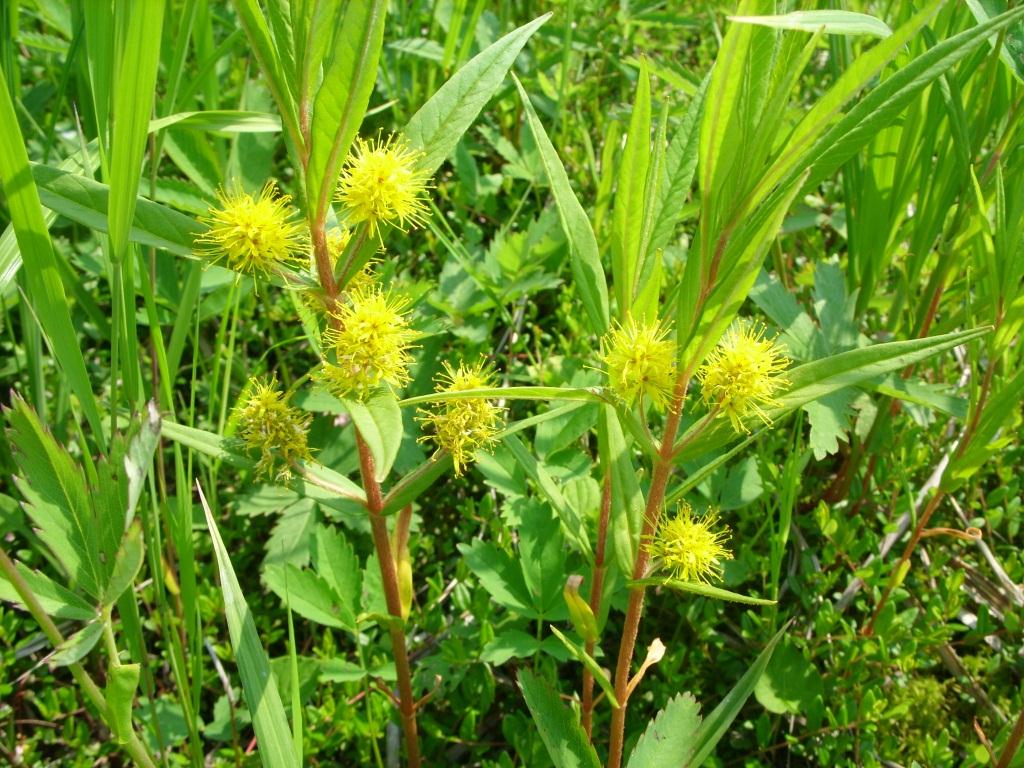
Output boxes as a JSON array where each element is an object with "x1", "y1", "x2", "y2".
[
  {"x1": 606, "y1": 373, "x2": 689, "y2": 768},
  {"x1": 0, "y1": 547, "x2": 157, "y2": 768},
  {"x1": 355, "y1": 433, "x2": 422, "y2": 768},
  {"x1": 863, "y1": 489, "x2": 944, "y2": 636},
  {"x1": 582, "y1": 470, "x2": 612, "y2": 739}
]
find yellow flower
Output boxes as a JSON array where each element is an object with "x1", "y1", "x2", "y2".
[
  {"x1": 417, "y1": 360, "x2": 503, "y2": 475},
  {"x1": 319, "y1": 284, "x2": 418, "y2": 398},
  {"x1": 336, "y1": 134, "x2": 430, "y2": 235},
  {"x1": 645, "y1": 504, "x2": 732, "y2": 584},
  {"x1": 235, "y1": 376, "x2": 313, "y2": 480},
  {"x1": 602, "y1": 318, "x2": 677, "y2": 409},
  {"x1": 697, "y1": 322, "x2": 790, "y2": 433},
  {"x1": 196, "y1": 181, "x2": 307, "y2": 277}
]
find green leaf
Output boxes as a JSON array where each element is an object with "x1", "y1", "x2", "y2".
[
  {"x1": 0, "y1": 564, "x2": 96, "y2": 621},
  {"x1": 199, "y1": 483, "x2": 300, "y2": 768},
  {"x1": 7, "y1": 395, "x2": 101, "y2": 597},
  {"x1": 518, "y1": 501, "x2": 567, "y2": 617},
  {"x1": 160, "y1": 419, "x2": 365, "y2": 503},
  {"x1": 107, "y1": 0, "x2": 165, "y2": 263},
  {"x1": 230, "y1": 0, "x2": 302, "y2": 150},
  {"x1": 730, "y1": 10, "x2": 892, "y2": 38},
  {"x1": 548, "y1": 626, "x2": 619, "y2": 708},
  {"x1": 646, "y1": 75, "x2": 707, "y2": 258},
  {"x1": 518, "y1": 669, "x2": 602, "y2": 768},
  {"x1": 688, "y1": 623, "x2": 788, "y2": 765},
  {"x1": 457, "y1": 540, "x2": 534, "y2": 616},
  {"x1": 597, "y1": 405, "x2": 645, "y2": 576},
  {"x1": 630, "y1": 578, "x2": 776, "y2": 606},
  {"x1": 342, "y1": 390, "x2": 402, "y2": 483},
  {"x1": 101, "y1": 522, "x2": 145, "y2": 608},
  {"x1": 307, "y1": 0, "x2": 386, "y2": 221},
  {"x1": 382, "y1": 454, "x2": 452, "y2": 514},
  {"x1": 264, "y1": 563, "x2": 355, "y2": 630},
  {"x1": 514, "y1": 74, "x2": 610, "y2": 335},
  {"x1": 33, "y1": 164, "x2": 203, "y2": 256},
  {"x1": 311, "y1": 525, "x2": 361, "y2": 611},
  {"x1": 503, "y1": 434, "x2": 591, "y2": 556},
  {"x1": 803, "y1": 389, "x2": 858, "y2": 461},
  {"x1": 753, "y1": 637, "x2": 823, "y2": 715},
  {"x1": 0, "y1": 64, "x2": 103, "y2": 438},
  {"x1": 50, "y1": 621, "x2": 104, "y2": 667},
  {"x1": 105, "y1": 662, "x2": 141, "y2": 744},
  {"x1": 612, "y1": 57, "x2": 651, "y2": 316},
  {"x1": 405, "y1": 14, "x2": 550, "y2": 176},
  {"x1": 676, "y1": 327, "x2": 991, "y2": 461},
  {"x1": 400, "y1": 385, "x2": 604, "y2": 407},
  {"x1": 800, "y1": 3, "x2": 1024, "y2": 191},
  {"x1": 626, "y1": 693, "x2": 702, "y2": 768},
  {"x1": 123, "y1": 402, "x2": 161, "y2": 527},
  {"x1": 148, "y1": 110, "x2": 282, "y2": 133},
  {"x1": 965, "y1": 0, "x2": 1024, "y2": 81}
]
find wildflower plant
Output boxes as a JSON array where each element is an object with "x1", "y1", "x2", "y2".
[
  {"x1": 234, "y1": 376, "x2": 313, "y2": 479},
  {"x1": 337, "y1": 134, "x2": 431, "y2": 235},
  {"x1": 417, "y1": 360, "x2": 503, "y2": 475},
  {"x1": 698, "y1": 322, "x2": 790, "y2": 432},
  {"x1": 645, "y1": 504, "x2": 732, "y2": 584},
  {"x1": 3, "y1": 4, "x2": 1022, "y2": 768},
  {"x1": 196, "y1": 181, "x2": 308, "y2": 277},
  {"x1": 601, "y1": 317, "x2": 677, "y2": 409},
  {"x1": 319, "y1": 283, "x2": 418, "y2": 399}
]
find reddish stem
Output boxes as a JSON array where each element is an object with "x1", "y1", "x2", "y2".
[{"x1": 355, "y1": 434, "x2": 421, "y2": 767}]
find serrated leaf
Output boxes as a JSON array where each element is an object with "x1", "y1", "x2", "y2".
[
  {"x1": 7, "y1": 395, "x2": 101, "y2": 597},
  {"x1": 627, "y1": 693, "x2": 702, "y2": 768},
  {"x1": 264, "y1": 563, "x2": 355, "y2": 630},
  {"x1": 518, "y1": 669, "x2": 602, "y2": 768},
  {"x1": 803, "y1": 388, "x2": 858, "y2": 461},
  {"x1": 311, "y1": 524, "x2": 361, "y2": 610},
  {"x1": 457, "y1": 540, "x2": 534, "y2": 616},
  {"x1": 405, "y1": 14, "x2": 550, "y2": 175}
]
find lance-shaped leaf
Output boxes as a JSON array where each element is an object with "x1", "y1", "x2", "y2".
[{"x1": 405, "y1": 14, "x2": 550, "y2": 176}]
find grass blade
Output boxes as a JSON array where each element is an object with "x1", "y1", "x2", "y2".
[{"x1": 198, "y1": 482, "x2": 300, "y2": 768}]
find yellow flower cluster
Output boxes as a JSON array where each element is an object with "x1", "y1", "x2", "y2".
[
  {"x1": 697, "y1": 323, "x2": 790, "y2": 433},
  {"x1": 196, "y1": 181, "x2": 307, "y2": 277},
  {"x1": 336, "y1": 134, "x2": 430, "y2": 235},
  {"x1": 235, "y1": 377, "x2": 313, "y2": 480},
  {"x1": 645, "y1": 504, "x2": 732, "y2": 584},
  {"x1": 319, "y1": 284, "x2": 418, "y2": 399},
  {"x1": 602, "y1": 318, "x2": 677, "y2": 410},
  {"x1": 417, "y1": 361, "x2": 503, "y2": 475}
]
